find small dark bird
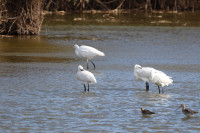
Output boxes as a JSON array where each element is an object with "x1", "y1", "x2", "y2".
[
  {"x1": 176, "y1": 104, "x2": 198, "y2": 117},
  {"x1": 141, "y1": 107, "x2": 155, "y2": 115}
]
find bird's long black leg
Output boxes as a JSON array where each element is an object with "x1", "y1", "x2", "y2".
[
  {"x1": 84, "y1": 84, "x2": 87, "y2": 92},
  {"x1": 87, "y1": 83, "x2": 89, "y2": 92},
  {"x1": 158, "y1": 86, "x2": 160, "y2": 94},
  {"x1": 90, "y1": 60, "x2": 96, "y2": 69},
  {"x1": 146, "y1": 82, "x2": 149, "y2": 91},
  {"x1": 87, "y1": 59, "x2": 89, "y2": 69}
]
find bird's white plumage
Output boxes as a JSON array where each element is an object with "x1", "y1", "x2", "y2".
[
  {"x1": 76, "y1": 65, "x2": 96, "y2": 84},
  {"x1": 150, "y1": 70, "x2": 173, "y2": 87},
  {"x1": 74, "y1": 44, "x2": 105, "y2": 59},
  {"x1": 134, "y1": 64, "x2": 173, "y2": 87},
  {"x1": 134, "y1": 64, "x2": 153, "y2": 83}
]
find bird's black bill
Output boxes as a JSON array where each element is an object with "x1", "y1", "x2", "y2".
[{"x1": 175, "y1": 106, "x2": 181, "y2": 111}]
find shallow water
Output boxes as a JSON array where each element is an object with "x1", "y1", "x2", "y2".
[{"x1": 0, "y1": 11, "x2": 200, "y2": 132}]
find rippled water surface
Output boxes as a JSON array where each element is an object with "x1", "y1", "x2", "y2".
[{"x1": 0, "y1": 12, "x2": 200, "y2": 132}]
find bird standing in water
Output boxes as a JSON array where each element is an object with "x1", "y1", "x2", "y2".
[
  {"x1": 76, "y1": 65, "x2": 96, "y2": 92},
  {"x1": 176, "y1": 104, "x2": 198, "y2": 117},
  {"x1": 134, "y1": 64, "x2": 173, "y2": 93},
  {"x1": 134, "y1": 64, "x2": 154, "y2": 91},
  {"x1": 149, "y1": 69, "x2": 173, "y2": 94},
  {"x1": 74, "y1": 44, "x2": 105, "y2": 69}
]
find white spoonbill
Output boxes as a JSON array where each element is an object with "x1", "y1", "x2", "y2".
[
  {"x1": 76, "y1": 65, "x2": 97, "y2": 92},
  {"x1": 149, "y1": 68, "x2": 173, "y2": 94},
  {"x1": 134, "y1": 64, "x2": 173, "y2": 93},
  {"x1": 74, "y1": 44, "x2": 105, "y2": 69},
  {"x1": 134, "y1": 64, "x2": 154, "y2": 91}
]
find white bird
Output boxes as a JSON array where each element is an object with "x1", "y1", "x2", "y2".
[
  {"x1": 134, "y1": 64, "x2": 154, "y2": 91},
  {"x1": 149, "y1": 68, "x2": 173, "y2": 93},
  {"x1": 134, "y1": 64, "x2": 173, "y2": 93},
  {"x1": 74, "y1": 44, "x2": 105, "y2": 69},
  {"x1": 76, "y1": 65, "x2": 97, "y2": 92}
]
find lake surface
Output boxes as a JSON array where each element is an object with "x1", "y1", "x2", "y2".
[{"x1": 0, "y1": 11, "x2": 200, "y2": 132}]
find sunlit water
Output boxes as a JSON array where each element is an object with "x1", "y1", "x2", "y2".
[{"x1": 0, "y1": 12, "x2": 200, "y2": 132}]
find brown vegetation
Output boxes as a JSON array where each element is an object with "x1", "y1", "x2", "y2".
[
  {"x1": 43, "y1": 0, "x2": 200, "y2": 11},
  {"x1": 1, "y1": 0, "x2": 200, "y2": 35},
  {"x1": 0, "y1": 0, "x2": 43, "y2": 35}
]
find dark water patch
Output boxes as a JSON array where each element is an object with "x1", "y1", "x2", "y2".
[{"x1": 0, "y1": 55, "x2": 74, "y2": 63}]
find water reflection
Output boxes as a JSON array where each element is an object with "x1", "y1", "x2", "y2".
[
  {"x1": 141, "y1": 114, "x2": 155, "y2": 118},
  {"x1": 0, "y1": 38, "x2": 74, "y2": 64},
  {"x1": 43, "y1": 11, "x2": 200, "y2": 27},
  {"x1": 181, "y1": 116, "x2": 199, "y2": 121}
]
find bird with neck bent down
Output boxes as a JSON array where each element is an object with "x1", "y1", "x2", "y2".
[
  {"x1": 76, "y1": 65, "x2": 96, "y2": 92},
  {"x1": 74, "y1": 44, "x2": 105, "y2": 69},
  {"x1": 134, "y1": 64, "x2": 173, "y2": 94}
]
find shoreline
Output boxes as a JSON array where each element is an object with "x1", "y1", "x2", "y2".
[{"x1": 42, "y1": 9, "x2": 196, "y2": 15}]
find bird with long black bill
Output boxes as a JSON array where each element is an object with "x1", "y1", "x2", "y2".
[{"x1": 176, "y1": 104, "x2": 198, "y2": 117}]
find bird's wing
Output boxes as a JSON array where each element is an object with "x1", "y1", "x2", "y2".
[
  {"x1": 78, "y1": 71, "x2": 96, "y2": 83},
  {"x1": 185, "y1": 108, "x2": 198, "y2": 114},
  {"x1": 150, "y1": 69, "x2": 173, "y2": 86},
  {"x1": 136, "y1": 67, "x2": 154, "y2": 82},
  {"x1": 143, "y1": 109, "x2": 155, "y2": 114},
  {"x1": 80, "y1": 45, "x2": 104, "y2": 58},
  {"x1": 78, "y1": 46, "x2": 92, "y2": 58},
  {"x1": 84, "y1": 71, "x2": 97, "y2": 83}
]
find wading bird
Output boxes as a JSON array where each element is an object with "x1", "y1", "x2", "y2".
[
  {"x1": 134, "y1": 64, "x2": 154, "y2": 91},
  {"x1": 141, "y1": 107, "x2": 155, "y2": 115},
  {"x1": 74, "y1": 44, "x2": 105, "y2": 69},
  {"x1": 134, "y1": 64, "x2": 173, "y2": 93},
  {"x1": 149, "y1": 68, "x2": 173, "y2": 94},
  {"x1": 176, "y1": 104, "x2": 198, "y2": 117},
  {"x1": 76, "y1": 65, "x2": 96, "y2": 92}
]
